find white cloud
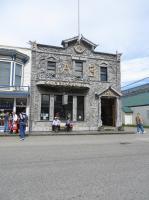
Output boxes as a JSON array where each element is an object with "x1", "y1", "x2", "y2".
[
  {"x1": 0, "y1": 0, "x2": 149, "y2": 84},
  {"x1": 121, "y1": 57, "x2": 149, "y2": 85}
]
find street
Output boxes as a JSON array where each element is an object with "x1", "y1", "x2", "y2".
[{"x1": 0, "y1": 133, "x2": 149, "y2": 200}]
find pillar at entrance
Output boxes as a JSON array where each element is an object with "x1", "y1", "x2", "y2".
[
  {"x1": 98, "y1": 97, "x2": 102, "y2": 127},
  {"x1": 73, "y1": 96, "x2": 77, "y2": 121},
  {"x1": 116, "y1": 97, "x2": 122, "y2": 127},
  {"x1": 50, "y1": 95, "x2": 54, "y2": 121}
]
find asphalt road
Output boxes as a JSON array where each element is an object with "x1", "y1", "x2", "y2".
[{"x1": 0, "y1": 134, "x2": 149, "y2": 200}]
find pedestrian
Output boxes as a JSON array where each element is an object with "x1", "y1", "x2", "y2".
[
  {"x1": 65, "y1": 117, "x2": 73, "y2": 132},
  {"x1": 19, "y1": 110, "x2": 28, "y2": 140},
  {"x1": 12, "y1": 111, "x2": 18, "y2": 133},
  {"x1": 4, "y1": 112, "x2": 9, "y2": 132},
  {"x1": 52, "y1": 117, "x2": 60, "y2": 132},
  {"x1": 135, "y1": 113, "x2": 144, "y2": 134}
]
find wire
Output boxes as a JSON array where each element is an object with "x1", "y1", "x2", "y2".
[{"x1": 121, "y1": 77, "x2": 149, "y2": 88}]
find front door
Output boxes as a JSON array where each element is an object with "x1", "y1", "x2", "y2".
[{"x1": 101, "y1": 97, "x2": 116, "y2": 126}]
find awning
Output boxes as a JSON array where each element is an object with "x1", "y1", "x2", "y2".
[{"x1": 0, "y1": 91, "x2": 30, "y2": 98}]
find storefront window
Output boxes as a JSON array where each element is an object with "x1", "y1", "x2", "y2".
[
  {"x1": 54, "y1": 95, "x2": 73, "y2": 120},
  {"x1": 41, "y1": 95, "x2": 49, "y2": 120},
  {"x1": 0, "y1": 98, "x2": 13, "y2": 126},
  {"x1": 16, "y1": 98, "x2": 27, "y2": 115},
  {"x1": 0, "y1": 61, "x2": 11, "y2": 85},
  {"x1": 77, "y1": 96, "x2": 84, "y2": 121}
]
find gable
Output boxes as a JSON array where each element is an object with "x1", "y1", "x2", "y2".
[
  {"x1": 98, "y1": 87, "x2": 122, "y2": 97},
  {"x1": 61, "y1": 35, "x2": 98, "y2": 51}
]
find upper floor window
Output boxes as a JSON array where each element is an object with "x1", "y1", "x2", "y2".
[
  {"x1": 75, "y1": 61, "x2": 83, "y2": 78},
  {"x1": 100, "y1": 67, "x2": 107, "y2": 81},
  {"x1": 47, "y1": 61, "x2": 56, "y2": 77},
  {"x1": 15, "y1": 64, "x2": 22, "y2": 86},
  {"x1": 0, "y1": 61, "x2": 23, "y2": 86},
  {"x1": 0, "y1": 61, "x2": 11, "y2": 85}
]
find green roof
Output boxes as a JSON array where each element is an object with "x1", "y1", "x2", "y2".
[
  {"x1": 122, "y1": 92, "x2": 149, "y2": 107},
  {"x1": 122, "y1": 106, "x2": 133, "y2": 113}
]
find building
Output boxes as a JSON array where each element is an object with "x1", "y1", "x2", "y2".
[
  {"x1": 0, "y1": 45, "x2": 31, "y2": 131},
  {"x1": 122, "y1": 82, "x2": 149, "y2": 126},
  {"x1": 30, "y1": 35, "x2": 122, "y2": 132}
]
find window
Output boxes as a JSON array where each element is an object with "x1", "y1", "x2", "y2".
[
  {"x1": 0, "y1": 61, "x2": 23, "y2": 86},
  {"x1": 47, "y1": 61, "x2": 56, "y2": 77},
  {"x1": 15, "y1": 64, "x2": 22, "y2": 86},
  {"x1": 100, "y1": 67, "x2": 107, "y2": 81},
  {"x1": 54, "y1": 95, "x2": 73, "y2": 120},
  {"x1": 75, "y1": 61, "x2": 83, "y2": 78},
  {"x1": 41, "y1": 95, "x2": 50, "y2": 120},
  {"x1": 0, "y1": 61, "x2": 11, "y2": 85},
  {"x1": 77, "y1": 96, "x2": 84, "y2": 121}
]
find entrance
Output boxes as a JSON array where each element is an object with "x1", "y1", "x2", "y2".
[{"x1": 101, "y1": 97, "x2": 116, "y2": 126}]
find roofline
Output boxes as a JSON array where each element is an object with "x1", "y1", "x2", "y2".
[
  {"x1": 61, "y1": 36, "x2": 79, "y2": 46},
  {"x1": 97, "y1": 86, "x2": 122, "y2": 97},
  {"x1": 81, "y1": 35, "x2": 98, "y2": 48},
  {"x1": 0, "y1": 44, "x2": 31, "y2": 51},
  {"x1": 36, "y1": 43, "x2": 64, "y2": 49},
  {"x1": 0, "y1": 48, "x2": 29, "y2": 63},
  {"x1": 61, "y1": 35, "x2": 98, "y2": 49}
]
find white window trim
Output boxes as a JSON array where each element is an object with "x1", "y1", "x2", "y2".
[
  {"x1": 13, "y1": 62, "x2": 23, "y2": 86},
  {"x1": 0, "y1": 60, "x2": 12, "y2": 86}
]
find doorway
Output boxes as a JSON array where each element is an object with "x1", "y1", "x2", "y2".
[{"x1": 101, "y1": 97, "x2": 116, "y2": 126}]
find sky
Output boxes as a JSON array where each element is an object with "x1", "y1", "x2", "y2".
[{"x1": 0, "y1": 0, "x2": 149, "y2": 86}]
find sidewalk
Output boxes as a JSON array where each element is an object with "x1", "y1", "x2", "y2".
[{"x1": 0, "y1": 127, "x2": 148, "y2": 137}]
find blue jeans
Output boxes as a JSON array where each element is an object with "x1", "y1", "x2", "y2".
[
  {"x1": 19, "y1": 123, "x2": 26, "y2": 138},
  {"x1": 137, "y1": 123, "x2": 144, "y2": 133},
  {"x1": 4, "y1": 121, "x2": 8, "y2": 132}
]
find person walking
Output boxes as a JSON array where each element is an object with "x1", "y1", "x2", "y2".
[
  {"x1": 19, "y1": 110, "x2": 28, "y2": 140},
  {"x1": 135, "y1": 113, "x2": 144, "y2": 134},
  {"x1": 12, "y1": 111, "x2": 18, "y2": 133},
  {"x1": 4, "y1": 112, "x2": 9, "y2": 132}
]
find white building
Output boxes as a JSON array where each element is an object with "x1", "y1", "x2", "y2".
[{"x1": 0, "y1": 45, "x2": 31, "y2": 131}]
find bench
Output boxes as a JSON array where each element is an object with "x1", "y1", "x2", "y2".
[{"x1": 52, "y1": 122, "x2": 73, "y2": 132}]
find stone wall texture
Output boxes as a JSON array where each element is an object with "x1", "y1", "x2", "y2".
[{"x1": 30, "y1": 37, "x2": 122, "y2": 132}]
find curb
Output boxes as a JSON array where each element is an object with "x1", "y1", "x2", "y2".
[{"x1": 0, "y1": 131, "x2": 135, "y2": 137}]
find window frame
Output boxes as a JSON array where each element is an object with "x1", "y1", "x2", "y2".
[
  {"x1": 14, "y1": 63, "x2": 23, "y2": 86},
  {"x1": 40, "y1": 94, "x2": 50, "y2": 120},
  {"x1": 0, "y1": 60, "x2": 11, "y2": 86},
  {"x1": 75, "y1": 61, "x2": 83, "y2": 78},
  {"x1": 0, "y1": 60, "x2": 23, "y2": 86},
  {"x1": 100, "y1": 66, "x2": 108, "y2": 82},
  {"x1": 77, "y1": 96, "x2": 84, "y2": 121},
  {"x1": 47, "y1": 61, "x2": 56, "y2": 77}
]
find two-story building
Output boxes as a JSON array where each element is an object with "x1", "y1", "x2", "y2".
[
  {"x1": 30, "y1": 36, "x2": 122, "y2": 132},
  {"x1": 0, "y1": 45, "x2": 31, "y2": 131}
]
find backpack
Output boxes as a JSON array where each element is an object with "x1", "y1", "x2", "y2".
[{"x1": 19, "y1": 113, "x2": 28, "y2": 125}]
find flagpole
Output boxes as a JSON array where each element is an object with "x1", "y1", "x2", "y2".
[{"x1": 78, "y1": 0, "x2": 81, "y2": 40}]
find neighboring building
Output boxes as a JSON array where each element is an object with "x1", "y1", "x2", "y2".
[
  {"x1": 122, "y1": 83, "x2": 149, "y2": 126},
  {"x1": 30, "y1": 35, "x2": 122, "y2": 132},
  {"x1": 0, "y1": 45, "x2": 31, "y2": 131}
]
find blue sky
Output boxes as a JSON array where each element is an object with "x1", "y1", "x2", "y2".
[{"x1": 0, "y1": 0, "x2": 149, "y2": 85}]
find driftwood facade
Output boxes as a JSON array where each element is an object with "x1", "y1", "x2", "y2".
[{"x1": 30, "y1": 36, "x2": 122, "y2": 132}]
